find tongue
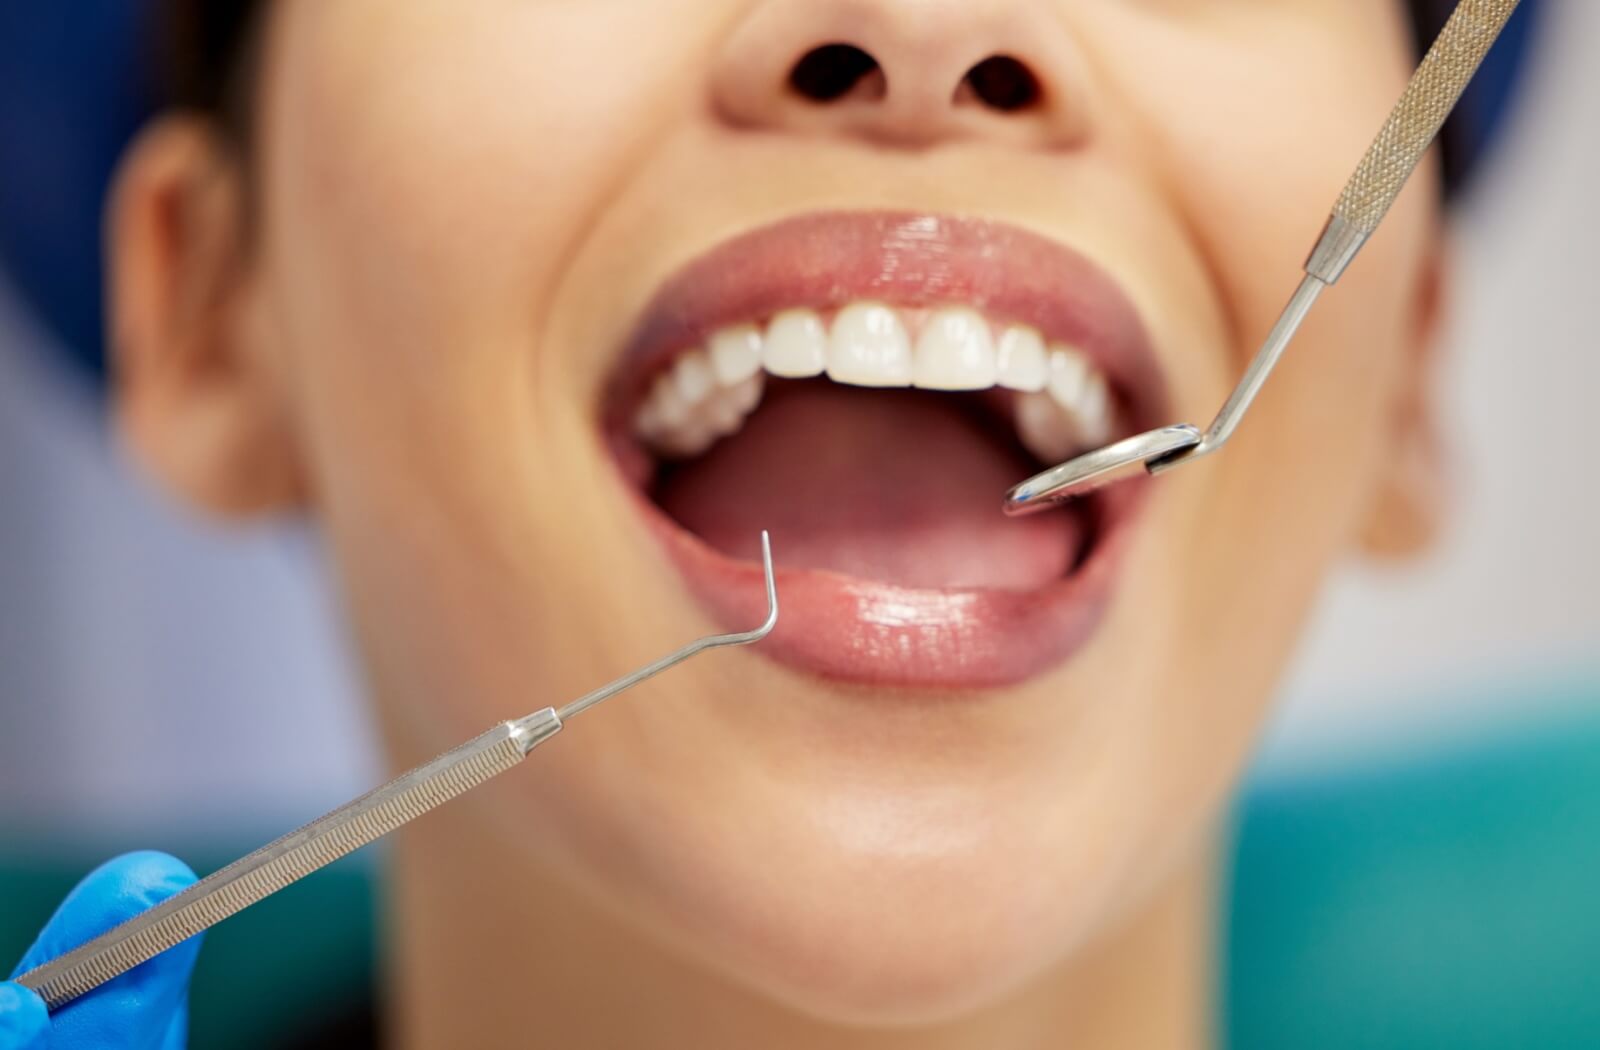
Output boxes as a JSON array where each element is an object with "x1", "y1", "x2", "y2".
[{"x1": 655, "y1": 382, "x2": 1084, "y2": 590}]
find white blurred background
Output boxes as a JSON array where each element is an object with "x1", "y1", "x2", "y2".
[
  {"x1": 1270, "y1": 0, "x2": 1599, "y2": 769},
  {"x1": 0, "y1": 1, "x2": 1594, "y2": 836}
]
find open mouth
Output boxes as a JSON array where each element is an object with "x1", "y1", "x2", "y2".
[{"x1": 604, "y1": 212, "x2": 1167, "y2": 688}]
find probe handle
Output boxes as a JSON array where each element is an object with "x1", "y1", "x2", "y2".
[
  {"x1": 14, "y1": 708, "x2": 564, "y2": 1011},
  {"x1": 1307, "y1": 0, "x2": 1522, "y2": 283}
]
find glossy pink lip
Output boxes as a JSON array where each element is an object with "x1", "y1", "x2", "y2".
[{"x1": 605, "y1": 211, "x2": 1167, "y2": 689}]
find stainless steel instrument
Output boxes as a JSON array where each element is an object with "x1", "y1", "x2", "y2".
[
  {"x1": 1004, "y1": 0, "x2": 1524, "y2": 515},
  {"x1": 15, "y1": 533, "x2": 780, "y2": 1011}
]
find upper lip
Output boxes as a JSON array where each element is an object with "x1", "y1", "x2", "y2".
[
  {"x1": 602, "y1": 210, "x2": 1167, "y2": 688},
  {"x1": 604, "y1": 211, "x2": 1169, "y2": 430}
]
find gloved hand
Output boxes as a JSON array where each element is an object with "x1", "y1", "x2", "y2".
[{"x1": 1, "y1": 852, "x2": 201, "y2": 1050}]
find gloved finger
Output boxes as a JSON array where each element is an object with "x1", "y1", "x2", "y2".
[
  {"x1": 158, "y1": 992, "x2": 189, "y2": 1050},
  {"x1": 0, "y1": 982, "x2": 50, "y2": 1050},
  {"x1": 10, "y1": 852, "x2": 202, "y2": 1050}
]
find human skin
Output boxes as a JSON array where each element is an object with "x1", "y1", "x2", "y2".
[{"x1": 108, "y1": 1, "x2": 1445, "y2": 1046}]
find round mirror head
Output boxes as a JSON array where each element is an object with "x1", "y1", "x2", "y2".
[{"x1": 1003, "y1": 424, "x2": 1201, "y2": 516}]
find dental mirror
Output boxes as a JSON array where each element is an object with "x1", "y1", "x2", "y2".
[{"x1": 1004, "y1": 0, "x2": 1520, "y2": 517}]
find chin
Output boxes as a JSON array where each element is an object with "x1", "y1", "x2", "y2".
[
  {"x1": 511, "y1": 659, "x2": 1165, "y2": 1029},
  {"x1": 617, "y1": 788, "x2": 1131, "y2": 1026}
]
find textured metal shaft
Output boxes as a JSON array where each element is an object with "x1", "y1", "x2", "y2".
[
  {"x1": 1334, "y1": 0, "x2": 1521, "y2": 234},
  {"x1": 15, "y1": 710, "x2": 561, "y2": 1010}
]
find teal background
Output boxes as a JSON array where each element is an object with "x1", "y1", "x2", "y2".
[{"x1": 1226, "y1": 677, "x2": 1600, "y2": 1049}]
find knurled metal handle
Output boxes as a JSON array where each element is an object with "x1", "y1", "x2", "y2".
[
  {"x1": 1309, "y1": 0, "x2": 1521, "y2": 282},
  {"x1": 15, "y1": 710, "x2": 562, "y2": 1010},
  {"x1": 1337, "y1": 0, "x2": 1520, "y2": 231},
  {"x1": 13, "y1": 539, "x2": 777, "y2": 1012}
]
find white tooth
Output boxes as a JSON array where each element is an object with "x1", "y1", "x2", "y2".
[
  {"x1": 727, "y1": 371, "x2": 764, "y2": 414},
  {"x1": 1015, "y1": 390, "x2": 1078, "y2": 465},
  {"x1": 763, "y1": 309, "x2": 828, "y2": 378},
  {"x1": 995, "y1": 325, "x2": 1048, "y2": 392},
  {"x1": 702, "y1": 372, "x2": 763, "y2": 436},
  {"x1": 1074, "y1": 371, "x2": 1113, "y2": 446},
  {"x1": 913, "y1": 307, "x2": 997, "y2": 390},
  {"x1": 658, "y1": 420, "x2": 716, "y2": 459},
  {"x1": 828, "y1": 302, "x2": 912, "y2": 387},
  {"x1": 1047, "y1": 344, "x2": 1116, "y2": 446},
  {"x1": 703, "y1": 391, "x2": 745, "y2": 436},
  {"x1": 633, "y1": 397, "x2": 665, "y2": 441},
  {"x1": 639, "y1": 368, "x2": 765, "y2": 460},
  {"x1": 709, "y1": 324, "x2": 763, "y2": 385},
  {"x1": 673, "y1": 350, "x2": 716, "y2": 405},
  {"x1": 649, "y1": 371, "x2": 691, "y2": 429},
  {"x1": 1047, "y1": 345, "x2": 1092, "y2": 409}
]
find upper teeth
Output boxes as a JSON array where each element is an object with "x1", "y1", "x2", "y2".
[{"x1": 632, "y1": 300, "x2": 1117, "y2": 464}]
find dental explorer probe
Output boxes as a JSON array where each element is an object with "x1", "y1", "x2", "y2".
[
  {"x1": 1005, "y1": 0, "x2": 1522, "y2": 515},
  {"x1": 15, "y1": 533, "x2": 780, "y2": 1012}
]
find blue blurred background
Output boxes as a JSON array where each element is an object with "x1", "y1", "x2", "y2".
[{"x1": 0, "y1": 3, "x2": 1595, "y2": 1047}]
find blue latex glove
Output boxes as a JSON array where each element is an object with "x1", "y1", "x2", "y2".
[{"x1": 1, "y1": 852, "x2": 201, "y2": 1049}]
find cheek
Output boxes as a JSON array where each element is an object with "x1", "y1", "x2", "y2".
[
  {"x1": 261, "y1": 1, "x2": 707, "y2": 429},
  {"x1": 250, "y1": 2, "x2": 728, "y2": 729}
]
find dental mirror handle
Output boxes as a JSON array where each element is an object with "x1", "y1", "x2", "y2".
[
  {"x1": 1006, "y1": 0, "x2": 1522, "y2": 512},
  {"x1": 1307, "y1": 0, "x2": 1522, "y2": 285},
  {"x1": 1164, "y1": 0, "x2": 1522, "y2": 463}
]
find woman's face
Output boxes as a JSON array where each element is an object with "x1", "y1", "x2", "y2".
[{"x1": 121, "y1": 0, "x2": 1439, "y2": 1024}]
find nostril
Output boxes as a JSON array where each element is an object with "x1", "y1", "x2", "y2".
[
  {"x1": 961, "y1": 55, "x2": 1042, "y2": 112},
  {"x1": 789, "y1": 44, "x2": 882, "y2": 103}
]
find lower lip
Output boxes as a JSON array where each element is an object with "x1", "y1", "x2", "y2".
[{"x1": 629, "y1": 486, "x2": 1143, "y2": 690}]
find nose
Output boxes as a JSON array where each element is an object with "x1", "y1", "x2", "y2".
[{"x1": 711, "y1": 0, "x2": 1090, "y2": 149}]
